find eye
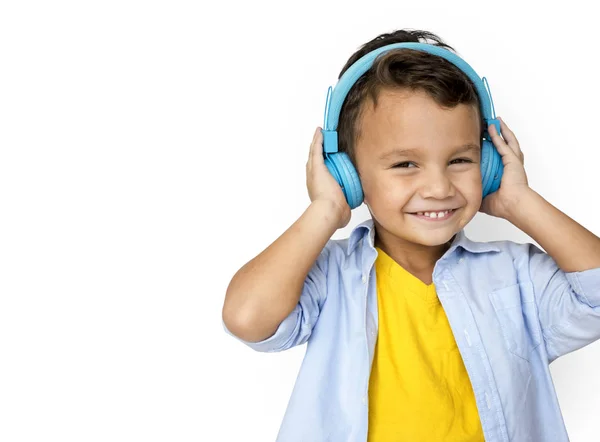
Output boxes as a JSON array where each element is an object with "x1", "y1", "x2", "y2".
[
  {"x1": 391, "y1": 158, "x2": 473, "y2": 168},
  {"x1": 392, "y1": 162, "x2": 415, "y2": 168}
]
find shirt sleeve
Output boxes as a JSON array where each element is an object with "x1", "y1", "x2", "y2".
[
  {"x1": 526, "y1": 242, "x2": 600, "y2": 363},
  {"x1": 222, "y1": 243, "x2": 330, "y2": 353}
]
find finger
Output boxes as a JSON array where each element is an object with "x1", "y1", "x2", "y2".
[
  {"x1": 310, "y1": 127, "x2": 324, "y2": 165},
  {"x1": 498, "y1": 117, "x2": 523, "y2": 157},
  {"x1": 307, "y1": 127, "x2": 319, "y2": 165},
  {"x1": 489, "y1": 123, "x2": 517, "y2": 159}
]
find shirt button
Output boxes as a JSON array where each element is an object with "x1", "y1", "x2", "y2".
[
  {"x1": 362, "y1": 395, "x2": 367, "y2": 405},
  {"x1": 361, "y1": 275, "x2": 367, "y2": 283},
  {"x1": 459, "y1": 257, "x2": 464, "y2": 263}
]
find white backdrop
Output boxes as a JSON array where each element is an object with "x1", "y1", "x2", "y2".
[{"x1": 1, "y1": 0, "x2": 599, "y2": 441}]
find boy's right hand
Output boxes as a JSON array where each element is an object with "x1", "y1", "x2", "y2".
[{"x1": 306, "y1": 126, "x2": 351, "y2": 229}]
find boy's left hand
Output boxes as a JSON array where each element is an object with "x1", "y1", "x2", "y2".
[{"x1": 479, "y1": 117, "x2": 530, "y2": 218}]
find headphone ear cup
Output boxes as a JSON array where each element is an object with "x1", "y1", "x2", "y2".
[
  {"x1": 480, "y1": 139, "x2": 504, "y2": 198},
  {"x1": 324, "y1": 152, "x2": 364, "y2": 209}
]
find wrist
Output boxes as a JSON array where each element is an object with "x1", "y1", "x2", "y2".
[
  {"x1": 503, "y1": 187, "x2": 538, "y2": 221},
  {"x1": 311, "y1": 199, "x2": 347, "y2": 226}
]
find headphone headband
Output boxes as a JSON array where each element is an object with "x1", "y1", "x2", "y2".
[{"x1": 322, "y1": 42, "x2": 499, "y2": 154}]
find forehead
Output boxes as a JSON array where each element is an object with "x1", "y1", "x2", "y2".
[{"x1": 355, "y1": 88, "x2": 481, "y2": 158}]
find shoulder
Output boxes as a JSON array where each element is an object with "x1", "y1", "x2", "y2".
[
  {"x1": 463, "y1": 234, "x2": 540, "y2": 258},
  {"x1": 319, "y1": 237, "x2": 352, "y2": 265},
  {"x1": 487, "y1": 238, "x2": 543, "y2": 261},
  {"x1": 492, "y1": 238, "x2": 538, "y2": 254},
  {"x1": 460, "y1": 236, "x2": 544, "y2": 277},
  {"x1": 310, "y1": 235, "x2": 366, "y2": 279}
]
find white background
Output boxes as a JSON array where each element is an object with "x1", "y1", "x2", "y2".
[{"x1": 1, "y1": 0, "x2": 599, "y2": 441}]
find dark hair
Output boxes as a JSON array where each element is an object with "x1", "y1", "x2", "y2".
[{"x1": 337, "y1": 29, "x2": 483, "y2": 166}]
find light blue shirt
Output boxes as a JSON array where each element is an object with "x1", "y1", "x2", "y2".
[{"x1": 224, "y1": 217, "x2": 600, "y2": 441}]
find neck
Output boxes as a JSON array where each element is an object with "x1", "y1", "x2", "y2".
[{"x1": 373, "y1": 229, "x2": 454, "y2": 273}]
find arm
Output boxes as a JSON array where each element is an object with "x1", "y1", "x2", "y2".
[
  {"x1": 222, "y1": 126, "x2": 351, "y2": 350},
  {"x1": 222, "y1": 199, "x2": 341, "y2": 343},
  {"x1": 485, "y1": 117, "x2": 600, "y2": 271},
  {"x1": 506, "y1": 189, "x2": 600, "y2": 272},
  {"x1": 506, "y1": 189, "x2": 600, "y2": 362},
  {"x1": 485, "y1": 118, "x2": 600, "y2": 361}
]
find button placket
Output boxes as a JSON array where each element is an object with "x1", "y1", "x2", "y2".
[
  {"x1": 437, "y1": 267, "x2": 506, "y2": 440},
  {"x1": 485, "y1": 392, "x2": 492, "y2": 410}
]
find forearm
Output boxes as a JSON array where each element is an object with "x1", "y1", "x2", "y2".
[
  {"x1": 222, "y1": 199, "x2": 341, "y2": 342},
  {"x1": 505, "y1": 189, "x2": 600, "y2": 272}
]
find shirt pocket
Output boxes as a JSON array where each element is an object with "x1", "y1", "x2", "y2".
[{"x1": 488, "y1": 281, "x2": 542, "y2": 361}]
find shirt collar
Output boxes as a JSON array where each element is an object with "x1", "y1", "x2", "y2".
[{"x1": 346, "y1": 217, "x2": 501, "y2": 256}]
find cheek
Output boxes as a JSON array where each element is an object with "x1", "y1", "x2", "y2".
[
  {"x1": 362, "y1": 173, "x2": 397, "y2": 204},
  {"x1": 460, "y1": 172, "x2": 483, "y2": 203},
  {"x1": 364, "y1": 177, "x2": 413, "y2": 208},
  {"x1": 456, "y1": 167, "x2": 482, "y2": 188}
]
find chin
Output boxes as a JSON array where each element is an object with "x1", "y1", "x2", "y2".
[
  {"x1": 410, "y1": 231, "x2": 456, "y2": 247},
  {"x1": 401, "y1": 219, "x2": 461, "y2": 246}
]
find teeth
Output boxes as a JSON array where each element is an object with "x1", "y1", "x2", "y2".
[{"x1": 416, "y1": 209, "x2": 452, "y2": 218}]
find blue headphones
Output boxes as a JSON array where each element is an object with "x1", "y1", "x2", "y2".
[{"x1": 321, "y1": 42, "x2": 504, "y2": 210}]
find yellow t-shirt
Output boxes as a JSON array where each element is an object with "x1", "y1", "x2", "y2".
[{"x1": 367, "y1": 246, "x2": 485, "y2": 442}]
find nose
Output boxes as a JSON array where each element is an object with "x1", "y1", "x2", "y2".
[{"x1": 419, "y1": 167, "x2": 455, "y2": 199}]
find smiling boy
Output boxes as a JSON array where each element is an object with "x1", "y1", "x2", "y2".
[{"x1": 222, "y1": 29, "x2": 600, "y2": 442}]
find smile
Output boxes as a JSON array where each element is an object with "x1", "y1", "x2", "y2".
[{"x1": 408, "y1": 208, "x2": 457, "y2": 221}]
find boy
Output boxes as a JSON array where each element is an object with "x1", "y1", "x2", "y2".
[{"x1": 222, "y1": 29, "x2": 600, "y2": 441}]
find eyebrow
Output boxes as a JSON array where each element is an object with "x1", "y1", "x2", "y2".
[{"x1": 378, "y1": 143, "x2": 480, "y2": 161}]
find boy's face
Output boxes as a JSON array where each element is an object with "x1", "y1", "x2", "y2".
[{"x1": 354, "y1": 87, "x2": 483, "y2": 252}]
